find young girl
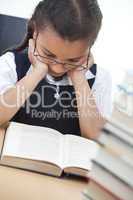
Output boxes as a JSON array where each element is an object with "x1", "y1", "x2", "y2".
[{"x1": 0, "y1": 0, "x2": 112, "y2": 139}]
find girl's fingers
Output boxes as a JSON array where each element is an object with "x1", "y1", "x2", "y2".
[
  {"x1": 78, "y1": 52, "x2": 94, "y2": 73},
  {"x1": 28, "y1": 39, "x2": 37, "y2": 67},
  {"x1": 28, "y1": 39, "x2": 48, "y2": 74},
  {"x1": 79, "y1": 52, "x2": 94, "y2": 70}
]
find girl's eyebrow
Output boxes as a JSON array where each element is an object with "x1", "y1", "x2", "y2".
[
  {"x1": 43, "y1": 47, "x2": 55, "y2": 56},
  {"x1": 43, "y1": 47, "x2": 85, "y2": 60}
]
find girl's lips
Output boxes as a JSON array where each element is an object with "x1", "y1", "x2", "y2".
[
  {"x1": 50, "y1": 73, "x2": 65, "y2": 77},
  {"x1": 48, "y1": 70, "x2": 67, "y2": 77},
  {"x1": 48, "y1": 72, "x2": 67, "y2": 81}
]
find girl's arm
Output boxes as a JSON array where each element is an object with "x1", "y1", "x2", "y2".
[
  {"x1": 0, "y1": 39, "x2": 48, "y2": 126},
  {"x1": 70, "y1": 71, "x2": 107, "y2": 140},
  {"x1": 68, "y1": 57, "x2": 111, "y2": 139}
]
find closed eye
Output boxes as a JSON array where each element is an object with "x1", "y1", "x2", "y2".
[
  {"x1": 67, "y1": 59, "x2": 80, "y2": 63},
  {"x1": 47, "y1": 55, "x2": 56, "y2": 59},
  {"x1": 43, "y1": 52, "x2": 56, "y2": 58},
  {"x1": 41, "y1": 47, "x2": 85, "y2": 63},
  {"x1": 41, "y1": 49, "x2": 56, "y2": 58},
  {"x1": 43, "y1": 53, "x2": 80, "y2": 63}
]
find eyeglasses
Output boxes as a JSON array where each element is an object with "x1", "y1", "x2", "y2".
[{"x1": 33, "y1": 38, "x2": 90, "y2": 71}]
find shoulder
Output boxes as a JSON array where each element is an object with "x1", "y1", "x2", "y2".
[
  {"x1": 93, "y1": 66, "x2": 112, "y2": 90},
  {"x1": 0, "y1": 51, "x2": 17, "y2": 75},
  {"x1": 0, "y1": 52, "x2": 17, "y2": 94},
  {"x1": 85, "y1": 64, "x2": 112, "y2": 90},
  {"x1": 89, "y1": 65, "x2": 113, "y2": 119},
  {"x1": 0, "y1": 51, "x2": 15, "y2": 66}
]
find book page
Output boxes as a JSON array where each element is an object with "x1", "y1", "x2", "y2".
[
  {"x1": 2, "y1": 122, "x2": 63, "y2": 166},
  {"x1": 62, "y1": 135, "x2": 99, "y2": 170}
]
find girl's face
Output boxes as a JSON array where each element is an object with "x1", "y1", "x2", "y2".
[{"x1": 33, "y1": 27, "x2": 90, "y2": 77}]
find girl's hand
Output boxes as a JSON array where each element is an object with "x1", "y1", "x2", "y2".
[
  {"x1": 28, "y1": 39, "x2": 48, "y2": 75},
  {"x1": 67, "y1": 52, "x2": 94, "y2": 84}
]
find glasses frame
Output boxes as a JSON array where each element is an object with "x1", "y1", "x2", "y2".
[{"x1": 33, "y1": 37, "x2": 90, "y2": 71}]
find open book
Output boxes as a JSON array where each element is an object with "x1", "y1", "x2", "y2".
[{"x1": 0, "y1": 122, "x2": 99, "y2": 177}]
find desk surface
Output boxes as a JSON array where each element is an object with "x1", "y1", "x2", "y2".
[
  {"x1": 0, "y1": 165, "x2": 87, "y2": 200},
  {"x1": 0, "y1": 127, "x2": 87, "y2": 200}
]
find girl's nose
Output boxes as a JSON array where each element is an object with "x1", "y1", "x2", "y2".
[{"x1": 50, "y1": 63, "x2": 67, "y2": 73}]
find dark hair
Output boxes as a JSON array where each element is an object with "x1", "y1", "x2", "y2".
[{"x1": 16, "y1": 0, "x2": 103, "y2": 51}]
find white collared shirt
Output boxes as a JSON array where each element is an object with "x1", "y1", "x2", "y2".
[{"x1": 0, "y1": 52, "x2": 113, "y2": 119}]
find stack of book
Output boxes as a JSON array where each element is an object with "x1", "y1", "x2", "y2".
[
  {"x1": 83, "y1": 108, "x2": 133, "y2": 200},
  {"x1": 82, "y1": 162, "x2": 133, "y2": 200}
]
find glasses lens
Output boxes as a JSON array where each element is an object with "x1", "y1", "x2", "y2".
[
  {"x1": 35, "y1": 55, "x2": 56, "y2": 65},
  {"x1": 64, "y1": 63, "x2": 87, "y2": 71},
  {"x1": 34, "y1": 44, "x2": 89, "y2": 71}
]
